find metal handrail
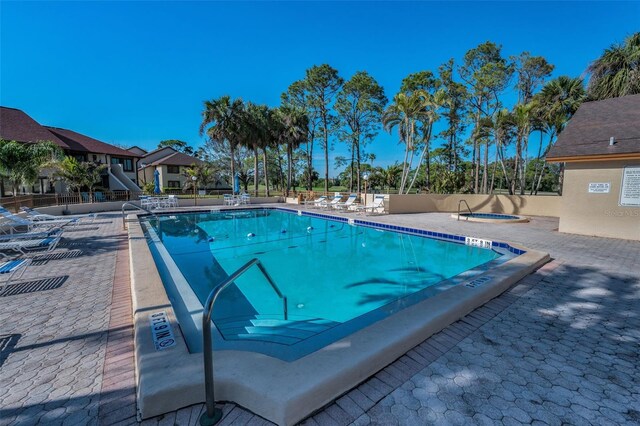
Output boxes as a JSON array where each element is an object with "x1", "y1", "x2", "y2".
[
  {"x1": 200, "y1": 258, "x2": 287, "y2": 425},
  {"x1": 121, "y1": 202, "x2": 157, "y2": 229},
  {"x1": 457, "y1": 200, "x2": 473, "y2": 221}
]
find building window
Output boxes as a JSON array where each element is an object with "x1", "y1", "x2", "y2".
[
  {"x1": 167, "y1": 165, "x2": 180, "y2": 174},
  {"x1": 167, "y1": 181, "x2": 181, "y2": 188},
  {"x1": 111, "y1": 157, "x2": 133, "y2": 172}
]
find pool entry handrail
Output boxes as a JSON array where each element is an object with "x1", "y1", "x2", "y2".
[
  {"x1": 121, "y1": 202, "x2": 157, "y2": 229},
  {"x1": 200, "y1": 258, "x2": 288, "y2": 425},
  {"x1": 457, "y1": 200, "x2": 473, "y2": 221}
]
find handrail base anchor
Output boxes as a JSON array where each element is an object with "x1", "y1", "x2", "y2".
[{"x1": 199, "y1": 408, "x2": 222, "y2": 425}]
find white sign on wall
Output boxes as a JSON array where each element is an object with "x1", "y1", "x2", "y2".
[
  {"x1": 588, "y1": 182, "x2": 610, "y2": 193},
  {"x1": 620, "y1": 166, "x2": 640, "y2": 207}
]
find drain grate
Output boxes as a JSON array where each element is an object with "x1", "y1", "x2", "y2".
[
  {"x1": 0, "y1": 334, "x2": 20, "y2": 368},
  {"x1": 1, "y1": 276, "x2": 68, "y2": 297},
  {"x1": 31, "y1": 250, "x2": 82, "y2": 265}
]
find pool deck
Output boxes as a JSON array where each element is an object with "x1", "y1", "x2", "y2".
[{"x1": 1, "y1": 208, "x2": 639, "y2": 425}]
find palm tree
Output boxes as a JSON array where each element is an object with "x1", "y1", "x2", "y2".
[
  {"x1": 382, "y1": 91, "x2": 431, "y2": 193},
  {"x1": 275, "y1": 106, "x2": 309, "y2": 196},
  {"x1": 183, "y1": 163, "x2": 217, "y2": 193},
  {"x1": 534, "y1": 76, "x2": 586, "y2": 194},
  {"x1": 405, "y1": 89, "x2": 448, "y2": 193},
  {"x1": 55, "y1": 156, "x2": 107, "y2": 202},
  {"x1": 586, "y1": 32, "x2": 640, "y2": 100},
  {"x1": 200, "y1": 96, "x2": 244, "y2": 186},
  {"x1": 511, "y1": 101, "x2": 537, "y2": 194}
]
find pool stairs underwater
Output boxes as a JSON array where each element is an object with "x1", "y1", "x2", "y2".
[{"x1": 215, "y1": 314, "x2": 340, "y2": 345}]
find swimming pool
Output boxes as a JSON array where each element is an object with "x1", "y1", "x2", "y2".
[
  {"x1": 142, "y1": 208, "x2": 515, "y2": 359},
  {"x1": 129, "y1": 206, "x2": 548, "y2": 425}
]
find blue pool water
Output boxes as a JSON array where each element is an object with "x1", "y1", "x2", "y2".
[{"x1": 142, "y1": 209, "x2": 512, "y2": 358}]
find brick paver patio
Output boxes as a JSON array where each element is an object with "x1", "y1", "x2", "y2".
[{"x1": 1, "y1": 210, "x2": 638, "y2": 425}]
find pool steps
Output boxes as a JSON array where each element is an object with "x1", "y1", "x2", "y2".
[{"x1": 215, "y1": 314, "x2": 340, "y2": 345}]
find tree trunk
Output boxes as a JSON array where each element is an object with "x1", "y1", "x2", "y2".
[
  {"x1": 490, "y1": 147, "x2": 498, "y2": 194},
  {"x1": 399, "y1": 119, "x2": 411, "y2": 193},
  {"x1": 482, "y1": 141, "x2": 489, "y2": 194},
  {"x1": 253, "y1": 147, "x2": 259, "y2": 196},
  {"x1": 307, "y1": 128, "x2": 315, "y2": 191},
  {"x1": 286, "y1": 143, "x2": 292, "y2": 196},
  {"x1": 498, "y1": 145, "x2": 513, "y2": 195},
  {"x1": 473, "y1": 108, "x2": 481, "y2": 194},
  {"x1": 262, "y1": 149, "x2": 270, "y2": 197},
  {"x1": 230, "y1": 143, "x2": 236, "y2": 192},
  {"x1": 349, "y1": 142, "x2": 355, "y2": 191},
  {"x1": 557, "y1": 162, "x2": 565, "y2": 196},
  {"x1": 355, "y1": 132, "x2": 361, "y2": 193},
  {"x1": 323, "y1": 114, "x2": 329, "y2": 193},
  {"x1": 406, "y1": 126, "x2": 432, "y2": 194}
]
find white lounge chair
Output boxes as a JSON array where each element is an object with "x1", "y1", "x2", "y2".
[
  {"x1": 320, "y1": 194, "x2": 343, "y2": 210},
  {"x1": 0, "y1": 232, "x2": 63, "y2": 255},
  {"x1": 20, "y1": 207, "x2": 96, "y2": 224},
  {"x1": 0, "y1": 253, "x2": 31, "y2": 295},
  {"x1": 0, "y1": 207, "x2": 74, "y2": 234},
  {"x1": 353, "y1": 194, "x2": 386, "y2": 215},
  {"x1": 333, "y1": 194, "x2": 357, "y2": 211},
  {"x1": 304, "y1": 195, "x2": 327, "y2": 208}
]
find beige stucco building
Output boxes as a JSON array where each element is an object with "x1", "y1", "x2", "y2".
[
  {"x1": 547, "y1": 95, "x2": 640, "y2": 241},
  {"x1": 135, "y1": 146, "x2": 223, "y2": 192}
]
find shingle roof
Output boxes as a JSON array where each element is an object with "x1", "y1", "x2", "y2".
[
  {"x1": 146, "y1": 152, "x2": 203, "y2": 167},
  {"x1": 46, "y1": 127, "x2": 140, "y2": 157},
  {"x1": 547, "y1": 94, "x2": 640, "y2": 162},
  {"x1": 0, "y1": 107, "x2": 69, "y2": 148}
]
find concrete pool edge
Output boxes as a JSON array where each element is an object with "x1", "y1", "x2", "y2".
[{"x1": 127, "y1": 210, "x2": 550, "y2": 425}]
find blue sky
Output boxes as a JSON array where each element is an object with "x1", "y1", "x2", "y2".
[{"x1": 1, "y1": 1, "x2": 638, "y2": 175}]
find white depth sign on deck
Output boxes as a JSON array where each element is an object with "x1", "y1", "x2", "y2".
[
  {"x1": 150, "y1": 311, "x2": 176, "y2": 351},
  {"x1": 465, "y1": 236, "x2": 493, "y2": 249}
]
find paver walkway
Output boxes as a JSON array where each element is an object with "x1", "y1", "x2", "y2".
[{"x1": 0, "y1": 211, "x2": 638, "y2": 425}]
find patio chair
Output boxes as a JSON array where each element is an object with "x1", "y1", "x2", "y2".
[
  {"x1": 81, "y1": 192, "x2": 90, "y2": 203},
  {"x1": 223, "y1": 194, "x2": 236, "y2": 206},
  {"x1": 320, "y1": 194, "x2": 343, "y2": 210},
  {"x1": 0, "y1": 227, "x2": 63, "y2": 242},
  {"x1": 0, "y1": 207, "x2": 73, "y2": 234},
  {"x1": 303, "y1": 195, "x2": 327, "y2": 208},
  {"x1": 20, "y1": 207, "x2": 96, "y2": 224},
  {"x1": 240, "y1": 193, "x2": 251, "y2": 205},
  {"x1": 0, "y1": 232, "x2": 63, "y2": 255},
  {"x1": 0, "y1": 253, "x2": 32, "y2": 295},
  {"x1": 167, "y1": 195, "x2": 179, "y2": 208},
  {"x1": 94, "y1": 192, "x2": 105, "y2": 202},
  {"x1": 353, "y1": 194, "x2": 386, "y2": 215},
  {"x1": 333, "y1": 194, "x2": 357, "y2": 211}
]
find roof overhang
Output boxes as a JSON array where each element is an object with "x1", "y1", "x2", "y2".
[{"x1": 547, "y1": 152, "x2": 640, "y2": 163}]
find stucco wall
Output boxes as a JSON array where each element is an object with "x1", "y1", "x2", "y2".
[
  {"x1": 386, "y1": 194, "x2": 561, "y2": 217},
  {"x1": 559, "y1": 161, "x2": 640, "y2": 241}
]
